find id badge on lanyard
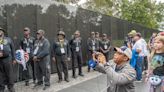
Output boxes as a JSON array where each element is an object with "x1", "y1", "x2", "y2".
[
  {"x1": 61, "y1": 48, "x2": 65, "y2": 54},
  {"x1": 33, "y1": 46, "x2": 39, "y2": 55},
  {"x1": 0, "y1": 44, "x2": 3, "y2": 50},
  {"x1": 26, "y1": 48, "x2": 30, "y2": 53},
  {"x1": 104, "y1": 44, "x2": 108, "y2": 49},
  {"x1": 60, "y1": 41, "x2": 65, "y2": 54},
  {"x1": 76, "y1": 41, "x2": 80, "y2": 52},
  {"x1": 76, "y1": 47, "x2": 80, "y2": 52},
  {"x1": 25, "y1": 39, "x2": 30, "y2": 53},
  {"x1": 92, "y1": 40, "x2": 96, "y2": 51},
  {"x1": 92, "y1": 46, "x2": 95, "y2": 51},
  {"x1": 92, "y1": 42, "x2": 95, "y2": 46}
]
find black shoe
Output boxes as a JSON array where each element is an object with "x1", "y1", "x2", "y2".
[
  {"x1": 72, "y1": 75, "x2": 77, "y2": 79},
  {"x1": 33, "y1": 80, "x2": 36, "y2": 84},
  {"x1": 65, "y1": 79, "x2": 70, "y2": 82},
  {"x1": 58, "y1": 79, "x2": 62, "y2": 83},
  {"x1": 33, "y1": 82, "x2": 42, "y2": 88},
  {"x1": 79, "y1": 73, "x2": 84, "y2": 77},
  {"x1": 43, "y1": 85, "x2": 50, "y2": 90},
  {"x1": 25, "y1": 82, "x2": 29, "y2": 86},
  {"x1": 8, "y1": 87, "x2": 15, "y2": 92}
]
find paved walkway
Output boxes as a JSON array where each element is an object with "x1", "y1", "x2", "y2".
[
  {"x1": 59, "y1": 75, "x2": 149, "y2": 92},
  {"x1": 7, "y1": 67, "x2": 149, "y2": 92}
]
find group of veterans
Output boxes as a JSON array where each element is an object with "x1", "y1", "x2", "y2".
[{"x1": 0, "y1": 27, "x2": 112, "y2": 92}]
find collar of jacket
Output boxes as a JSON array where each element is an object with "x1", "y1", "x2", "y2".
[{"x1": 115, "y1": 62, "x2": 128, "y2": 72}]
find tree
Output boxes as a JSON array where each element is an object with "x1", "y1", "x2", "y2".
[
  {"x1": 54, "y1": 0, "x2": 164, "y2": 30},
  {"x1": 121, "y1": 0, "x2": 164, "y2": 29}
]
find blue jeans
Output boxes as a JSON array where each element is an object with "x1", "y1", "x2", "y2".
[{"x1": 135, "y1": 56, "x2": 144, "y2": 80}]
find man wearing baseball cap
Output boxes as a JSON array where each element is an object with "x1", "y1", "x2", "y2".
[
  {"x1": 100, "y1": 33, "x2": 111, "y2": 61},
  {"x1": 20, "y1": 27, "x2": 36, "y2": 86},
  {"x1": 87, "y1": 32, "x2": 100, "y2": 72},
  {"x1": 126, "y1": 30, "x2": 137, "y2": 49},
  {"x1": 132, "y1": 32, "x2": 148, "y2": 80},
  {"x1": 0, "y1": 27, "x2": 16, "y2": 92},
  {"x1": 95, "y1": 46, "x2": 136, "y2": 92},
  {"x1": 69, "y1": 30, "x2": 84, "y2": 78},
  {"x1": 33, "y1": 29, "x2": 51, "y2": 90},
  {"x1": 52, "y1": 30, "x2": 71, "y2": 83}
]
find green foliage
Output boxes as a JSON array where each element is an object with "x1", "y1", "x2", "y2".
[
  {"x1": 121, "y1": 0, "x2": 164, "y2": 29},
  {"x1": 88, "y1": 0, "x2": 164, "y2": 29},
  {"x1": 55, "y1": 0, "x2": 164, "y2": 30}
]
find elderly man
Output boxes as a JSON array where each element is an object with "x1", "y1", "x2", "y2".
[
  {"x1": 87, "y1": 32, "x2": 100, "y2": 72},
  {"x1": 100, "y1": 33, "x2": 111, "y2": 61},
  {"x1": 132, "y1": 32, "x2": 148, "y2": 80},
  {"x1": 0, "y1": 27, "x2": 15, "y2": 92},
  {"x1": 20, "y1": 27, "x2": 36, "y2": 86},
  {"x1": 70, "y1": 31, "x2": 84, "y2": 78},
  {"x1": 33, "y1": 30, "x2": 51, "y2": 90},
  {"x1": 95, "y1": 46, "x2": 136, "y2": 92},
  {"x1": 52, "y1": 31, "x2": 71, "y2": 83}
]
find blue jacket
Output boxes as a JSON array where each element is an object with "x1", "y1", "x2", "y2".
[{"x1": 130, "y1": 49, "x2": 139, "y2": 68}]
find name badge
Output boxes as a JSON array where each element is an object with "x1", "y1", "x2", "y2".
[
  {"x1": 104, "y1": 45, "x2": 108, "y2": 49},
  {"x1": 76, "y1": 47, "x2": 80, "y2": 52},
  {"x1": 33, "y1": 46, "x2": 39, "y2": 55},
  {"x1": 92, "y1": 46, "x2": 95, "y2": 51},
  {"x1": 93, "y1": 42, "x2": 95, "y2": 46},
  {"x1": 26, "y1": 48, "x2": 30, "y2": 53},
  {"x1": 61, "y1": 48, "x2": 65, "y2": 54},
  {"x1": 0, "y1": 44, "x2": 3, "y2": 50}
]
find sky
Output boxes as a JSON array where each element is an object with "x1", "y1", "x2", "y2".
[
  {"x1": 156, "y1": 0, "x2": 164, "y2": 3},
  {"x1": 77, "y1": 0, "x2": 164, "y2": 5}
]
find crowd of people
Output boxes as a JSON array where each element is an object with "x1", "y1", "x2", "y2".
[
  {"x1": 95, "y1": 30, "x2": 164, "y2": 92},
  {"x1": 0, "y1": 26, "x2": 163, "y2": 92}
]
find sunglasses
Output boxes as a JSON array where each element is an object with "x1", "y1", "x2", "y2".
[
  {"x1": 36, "y1": 33, "x2": 41, "y2": 35},
  {"x1": 24, "y1": 29, "x2": 29, "y2": 31}
]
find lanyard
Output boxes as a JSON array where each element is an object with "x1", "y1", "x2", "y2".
[
  {"x1": 59, "y1": 40, "x2": 64, "y2": 48},
  {"x1": 24, "y1": 38, "x2": 30, "y2": 47},
  {"x1": 92, "y1": 39, "x2": 96, "y2": 45},
  {"x1": 0, "y1": 39, "x2": 4, "y2": 44},
  {"x1": 104, "y1": 41, "x2": 108, "y2": 45},
  {"x1": 75, "y1": 38, "x2": 80, "y2": 47}
]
